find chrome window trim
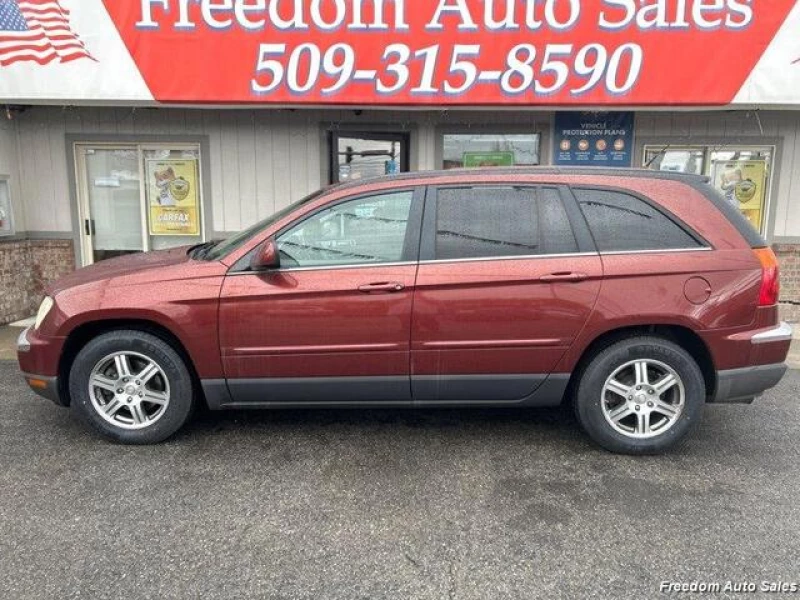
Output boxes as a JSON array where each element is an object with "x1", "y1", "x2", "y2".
[
  {"x1": 418, "y1": 251, "x2": 598, "y2": 265},
  {"x1": 420, "y1": 248, "x2": 712, "y2": 265},
  {"x1": 599, "y1": 247, "x2": 713, "y2": 256}
]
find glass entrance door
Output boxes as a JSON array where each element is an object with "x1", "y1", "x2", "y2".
[{"x1": 77, "y1": 146, "x2": 145, "y2": 264}]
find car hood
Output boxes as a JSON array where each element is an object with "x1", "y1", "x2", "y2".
[{"x1": 48, "y1": 246, "x2": 198, "y2": 295}]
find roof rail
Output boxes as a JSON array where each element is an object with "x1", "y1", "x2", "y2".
[{"x1": 333, "y1": 166, "x2": 711, "y2": 190}]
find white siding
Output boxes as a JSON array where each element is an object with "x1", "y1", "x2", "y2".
[
  {"x1": 9, "y1": 106, "x2": 800, "y2": 240},
  {"x1": 775, "y1": 117, "x2": 800, "y2": 238}
]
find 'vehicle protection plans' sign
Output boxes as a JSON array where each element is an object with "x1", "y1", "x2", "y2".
[
  {"x1": 554, "y1": 112, "x2": 634, "y2": 167},
  {"x1": 3, "y1": 0, "x2": 800, "y2": 106}
]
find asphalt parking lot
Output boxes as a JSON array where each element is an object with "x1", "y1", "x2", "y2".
[{"x1": 1, "y1": 360, "x2": 799, "y2": 600}]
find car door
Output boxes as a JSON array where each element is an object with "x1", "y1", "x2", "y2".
[
  {"x1": 410, "y1": 184, "x2": 602, "y2": 403},
  {"x1": 218, "y1": 187, "x2": 424, "y2": 405}
]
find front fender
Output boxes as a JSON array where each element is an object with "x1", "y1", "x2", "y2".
[{"x1": 46, "y1": 275, "x2": 226, "y2": 379}]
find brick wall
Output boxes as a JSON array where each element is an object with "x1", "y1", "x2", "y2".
[
  {"x1": 774, "y1": 244, "x2": 800, "y2": 323},
  {"x1": 0, "y1": 239, "x2": 74, "y2": 325}
]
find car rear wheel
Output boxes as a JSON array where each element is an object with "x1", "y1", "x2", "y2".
[
  {"x1": 574, "y1": 336, "x2": 705, "y2": 455},
  {"x1": 69, "y1": 330, "x2": 194, "y2": 444}
]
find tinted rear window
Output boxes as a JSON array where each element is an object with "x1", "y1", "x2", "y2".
[
  {"x1": 573, "y1": 188, "x2": 701, "y2": 252},
  {"x1": 435, "y1": 186, "x2": 578, "y2": 260}
]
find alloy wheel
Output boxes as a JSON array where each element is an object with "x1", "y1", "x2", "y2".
[
  {"x1": 88, "y1": 351, "x2": 171, "y2": 430},
  {"x1": 600, "y1": 358, "x2": 685, "y2": 439}
]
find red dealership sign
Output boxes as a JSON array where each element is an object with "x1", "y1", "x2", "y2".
[{"x1": 2, "y1": 1, "x2": 800, "y2": 106}]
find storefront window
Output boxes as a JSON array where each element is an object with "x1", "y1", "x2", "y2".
[
  {"x1": 442, "y1": 133, "x2": 540, "y2": 169},
  {"x1": 643, "y1": 148, "x2": 705, "y2": 175},
  {"x1": 643, "y1": 145, "x2": 774, "y2": 233},
  {"x1": 709, "y1": 149, "x2": 772, "y2": 233},
  {"x1": 75, "y1": 143, "x2": 204, "y2": 266},
  {"x1": 330, "y1": 132, "x2": 409, "y2": 183},
  {"x1": 0, "y1": 179, "x2": 14, "y2": 237}
]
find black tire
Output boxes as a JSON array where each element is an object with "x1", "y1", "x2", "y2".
[
  {"x1": 574, "y1": 336, "x2": 705, "y2": 455},
  {"x1": 69, "y1": 330, "x2": 194, "y2": 444}
]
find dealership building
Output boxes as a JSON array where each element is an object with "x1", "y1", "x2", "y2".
[{"x1": 2, "y1": 0, "x2": 800, "y2": 324}]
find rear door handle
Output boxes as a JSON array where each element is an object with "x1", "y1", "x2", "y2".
[
  {"x1": 358, "y1": 282, "x2": 405, "y2": 293},
  {"x1": 539, "y1": 272, "x2": 588, "y2": 283}
]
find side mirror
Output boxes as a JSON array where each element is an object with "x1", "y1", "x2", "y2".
[{"x1": 250, "y1": 238, "x2": 280, "y2": 271}]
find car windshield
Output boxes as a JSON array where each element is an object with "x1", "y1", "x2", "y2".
[{"x1": 200, "y1": 189, "x2": 328, "y2": 261}]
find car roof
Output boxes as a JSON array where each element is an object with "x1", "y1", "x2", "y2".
[{"x1": 331, "y1": 166, "x2": 711, "y2": 192}]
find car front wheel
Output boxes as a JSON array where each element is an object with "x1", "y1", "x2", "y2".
[
  {"x1": 574, "y1": 336, "x2": 705, "y2": 455},
  {"x1": 69, "y1": 330, "x2": 194, "y2": 444}
]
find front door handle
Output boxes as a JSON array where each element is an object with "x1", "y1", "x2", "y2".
[
  {"x1": 358, "y1": 282, "x2": 405, "y2": 293},
  {"x1": 539, "y1": 272, "x2": 588, "y2": 283}
]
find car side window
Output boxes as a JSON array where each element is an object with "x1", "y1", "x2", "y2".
[
  {"x1": 434, "y1": 186, "x2": 578, "y2": 260},
  {"x1": 573, "y1": 188, "x2": 702, "y2": 252},
  {"x1": 277, "y1": 191, "x2": 413, "y2": 268}
]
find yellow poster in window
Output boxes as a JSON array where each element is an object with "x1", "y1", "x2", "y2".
[
  {"x1": 710, "y1": 159, "x2": 767, "y2": 232},
  {"x1": 146, "y1": 158, "x2": 200, "y2": 236}
]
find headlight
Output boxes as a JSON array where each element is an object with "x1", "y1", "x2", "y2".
[{"x1": 34, "y1": 296, "x2": 54, "y2": 330}]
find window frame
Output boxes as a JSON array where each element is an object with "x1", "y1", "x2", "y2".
[
  {"x1": 419, "y1": 184, "x2": 595, "y2": 263},
  {"x1": 236, "y1": 186, "x2": 426, "y2": 272},
  {"x1": 568, "y1": 184, "x2": 711, "y2": 254}
]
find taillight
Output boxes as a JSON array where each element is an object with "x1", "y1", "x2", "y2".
[{"x1": 754, "y1": 247, "x2": 779, "y2": 306}]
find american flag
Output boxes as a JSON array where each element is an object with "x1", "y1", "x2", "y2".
[{"x1": 0, "y1": 0, "x2": 93, "y2": 66}]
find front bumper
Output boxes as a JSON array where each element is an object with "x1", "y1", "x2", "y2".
[
  {"x1": 17, "y1": 326, "x2": 66, "y2": 406},
  {"x1": 20, "y1": 372, "x2": 61, "y2": 404}
]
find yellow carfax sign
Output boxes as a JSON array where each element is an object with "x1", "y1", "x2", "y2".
[
  {"x1": 711, "y1": 159, "x2": 768, "y2": 233},
  {"x1": 146, "y1": 158, "x2": 200, "y2": 236}
]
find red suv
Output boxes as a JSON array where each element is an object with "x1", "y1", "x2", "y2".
[{"x1": 17, "y1": 168, "x2": 791, "y2": 453}]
